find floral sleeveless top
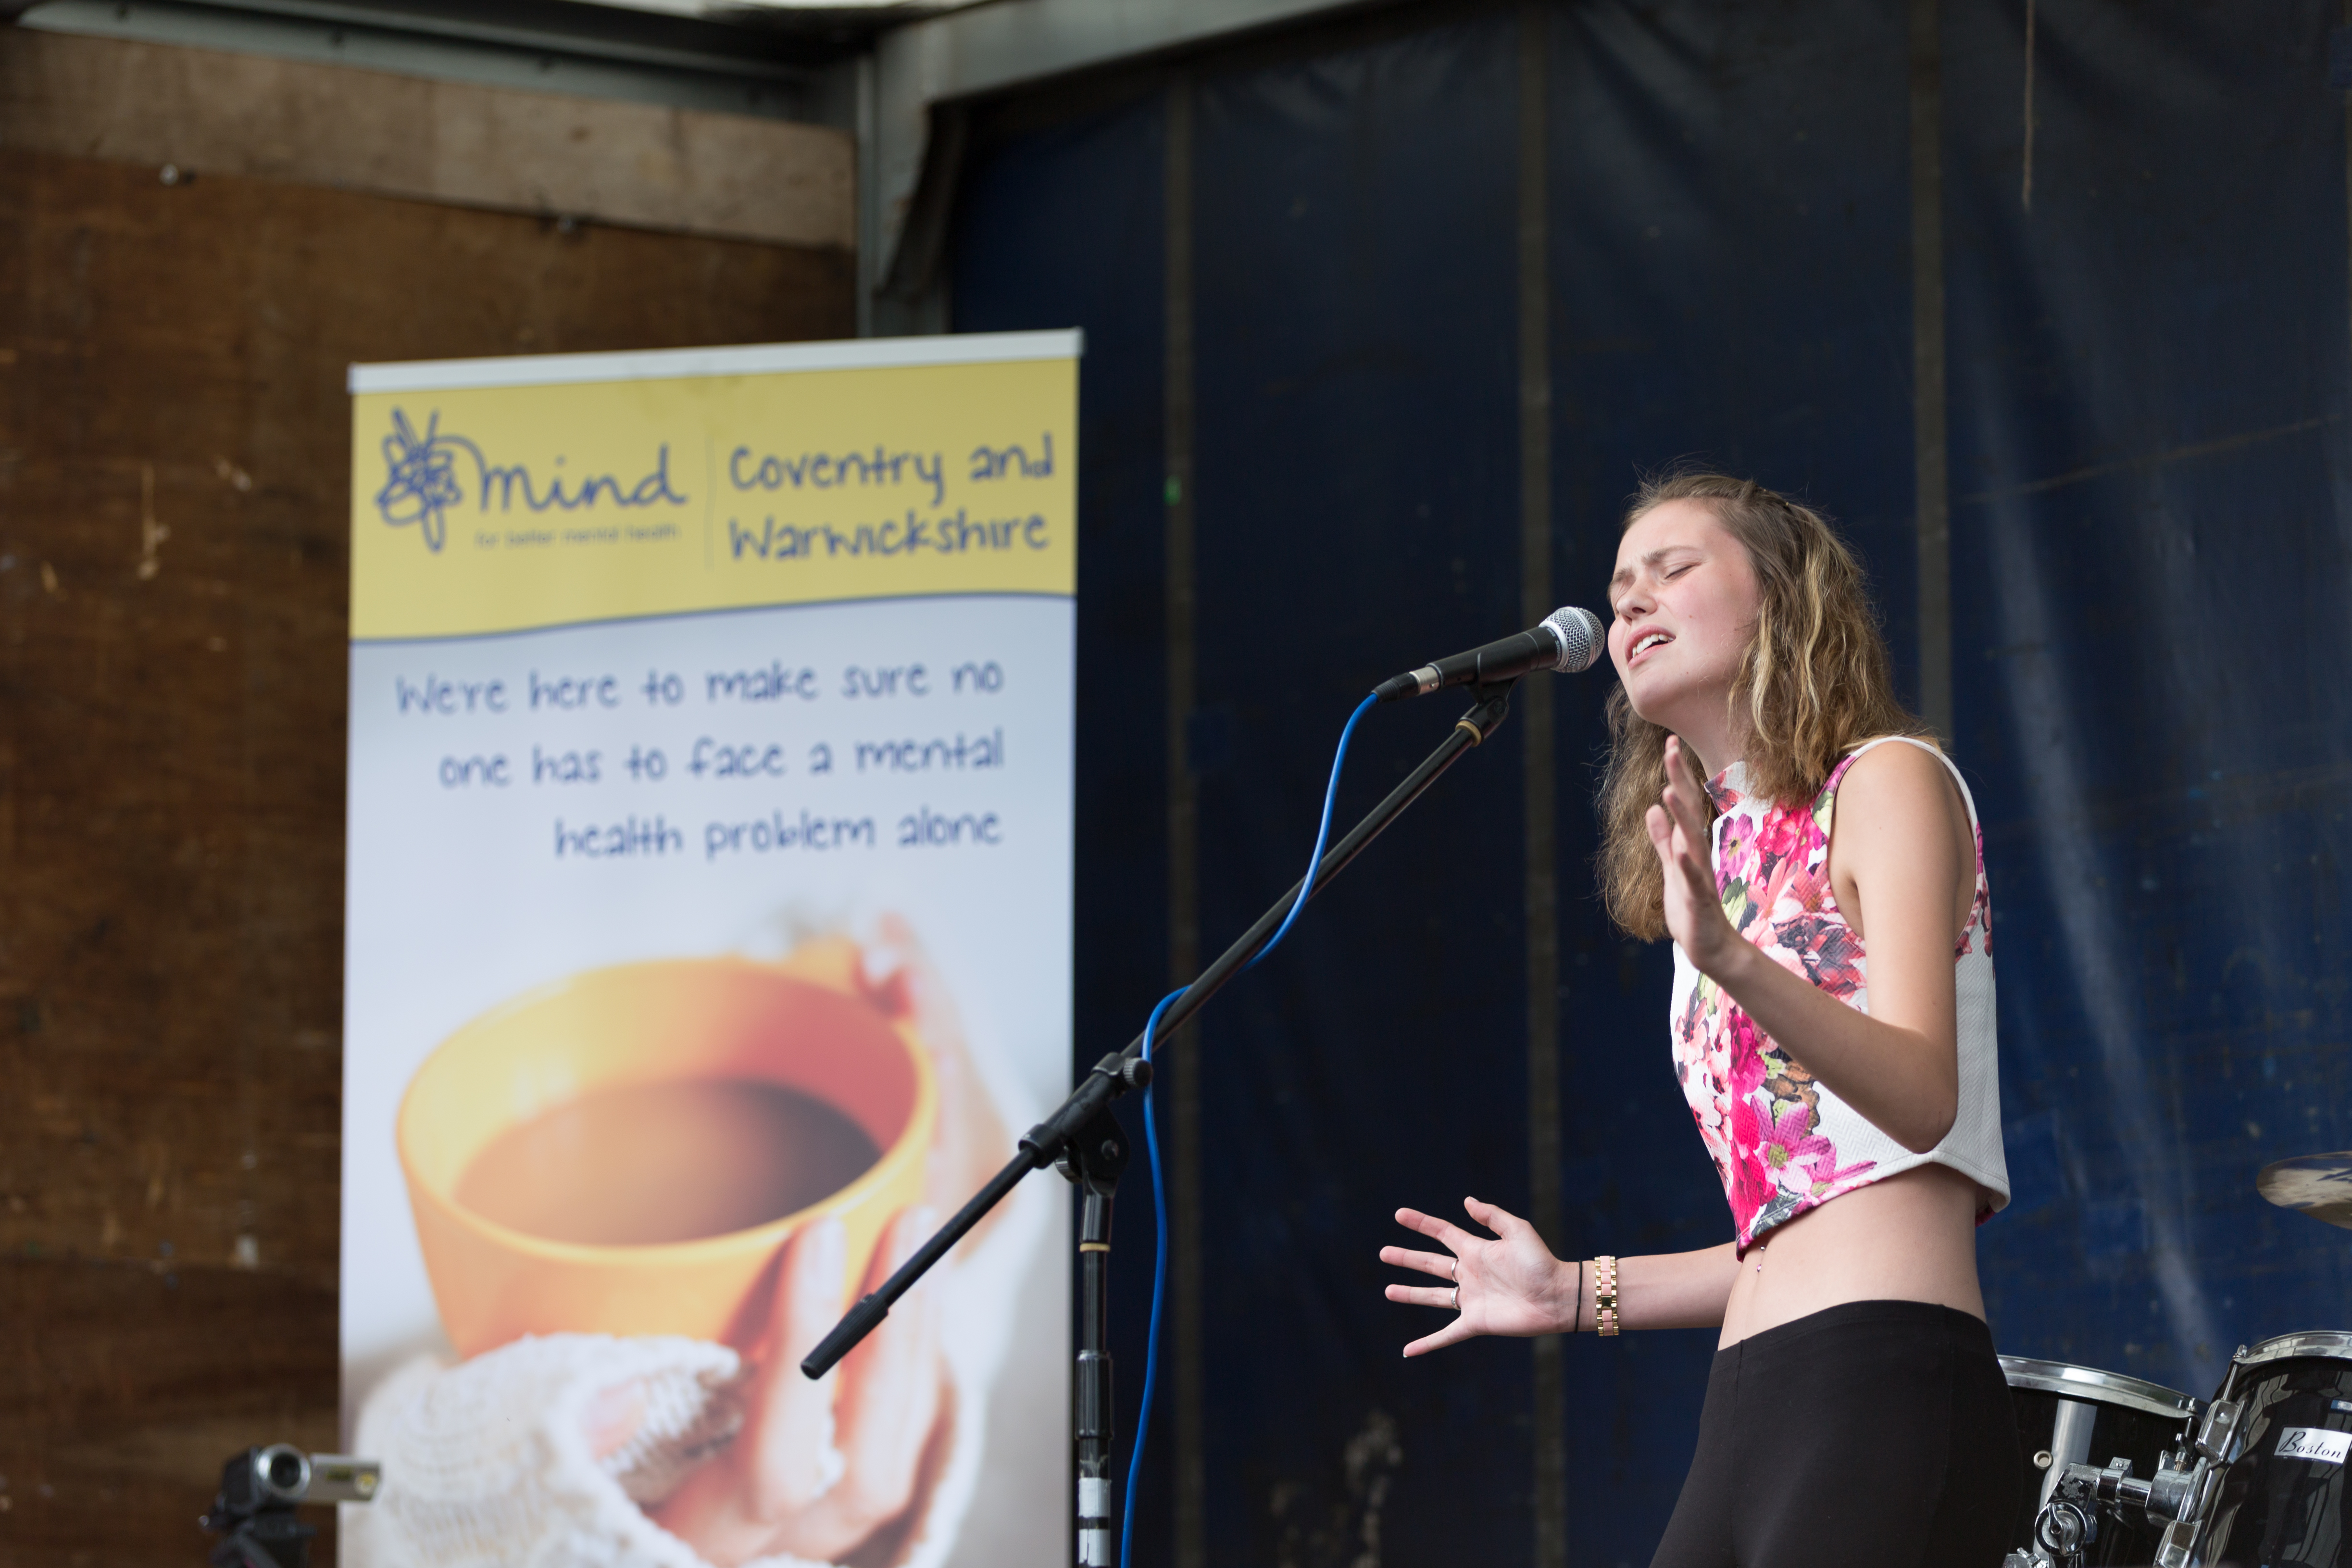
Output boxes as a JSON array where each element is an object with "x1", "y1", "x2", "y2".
[{"x1": 1670, "y1": 736, "x2": 2010, "y2": 1253}]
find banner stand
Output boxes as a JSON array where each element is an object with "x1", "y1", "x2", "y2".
[{"x1": 342, "y1": 331, "x2": 1079, "y2": 1568}]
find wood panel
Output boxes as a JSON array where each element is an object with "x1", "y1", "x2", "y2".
[
  {"x1": 0, "y1": 145, "x2": 852, "y2": 1565},
  {"x1": 0, "y1": 28, "x2": 855, "y2": 251}
]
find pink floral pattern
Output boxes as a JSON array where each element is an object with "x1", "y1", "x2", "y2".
[{"x1": 1673, "y1": 749, "x2": 1992, "y2": 1250}]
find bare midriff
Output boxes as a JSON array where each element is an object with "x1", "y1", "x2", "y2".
[{"x1": 1717, "y1": 1163, "x2": 1988, "y2": 1348}]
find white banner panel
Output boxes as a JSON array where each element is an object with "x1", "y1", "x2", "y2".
[{"x1": 339, "y1": 333, "x2": 1077, "y2": 1568}]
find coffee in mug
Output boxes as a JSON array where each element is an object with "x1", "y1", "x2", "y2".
[
  {"x1": 454, "y1": 1078, "x2": 883, "y2": 1247},
  {"x1": 397, "y1": 949, "x2": 937, "y2": 1355}
]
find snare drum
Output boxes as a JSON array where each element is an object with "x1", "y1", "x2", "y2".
[
  {"x1": 2186, "y1": 1330, "x2": 2352, "y2": 1566},
  {"x1": 2002, "y1": 1356, "x2": 2202, "y2": 1564}
]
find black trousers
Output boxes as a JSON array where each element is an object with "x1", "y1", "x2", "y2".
[{"x1": 1650, "y1": 1299, "x2": 2021, "y2": 1568}]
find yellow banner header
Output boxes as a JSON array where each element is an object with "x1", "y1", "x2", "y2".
[{"x1": 349, "y1": 335, "x2": 1078, "y2": 640}]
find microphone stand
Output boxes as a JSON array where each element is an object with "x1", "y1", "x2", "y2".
[{"x1": 801, "y1": 682, "x2": 1518, "y2": 1567}]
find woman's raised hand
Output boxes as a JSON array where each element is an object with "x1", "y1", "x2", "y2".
[
  {"x1": 1380, "y1": 1197, "x2": 1576, "y2": 1357},
  {"x1": 1648, "y1": 735, "x2": 1739, "y2": 972}
]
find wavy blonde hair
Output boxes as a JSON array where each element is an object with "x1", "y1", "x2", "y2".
[{"x1": 1598, "y1": 471, "x2": 1925, "y2": 939}]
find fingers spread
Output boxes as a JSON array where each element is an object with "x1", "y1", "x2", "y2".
[
  {"x1": 1383, "y1": 1283, "x2": 1457, "y2": 1310},
  {"x1": 1377, "y1": 1245, "x2": 1455, "y2": 1279},
  {"x1": 1393, "y1": 1207, "x2": 1469, "y2": 1250},
  {"x1": 1462, "y1": 1195, "x2": 1520, "y2": 1233},
  {"x1": 1402, "y1": 1319, "x2": 1476, "y2": 1358}
]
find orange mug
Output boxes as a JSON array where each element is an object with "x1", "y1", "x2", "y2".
[{"x1": 396, "y1": 943, "x2": 937, "y2": 1357}]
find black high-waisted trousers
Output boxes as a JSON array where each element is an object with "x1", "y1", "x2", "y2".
[{"x1": 1650, "y1": 1299, "x2": 2021, "y2": 1568}]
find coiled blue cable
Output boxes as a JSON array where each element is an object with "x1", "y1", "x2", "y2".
[{"x1": 1121, "y1": 691, "x2": 1377, "y2": 1568}]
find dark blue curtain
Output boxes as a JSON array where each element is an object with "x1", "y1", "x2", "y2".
[
  {"x1": 951, "y1": 81, "x2": 1190, "y2": 1553},
  {"x1": 1942, "y1": 0, "x2": 2352, "y2": 1399},
  {"x1": 951, "y1": 2, "x2": 2352, "y2": 1561},
  {"x1": 1186, "y1": 21, "x2": 1539, "y2": 1562}
]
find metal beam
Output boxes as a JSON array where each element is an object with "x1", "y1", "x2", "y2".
[{"x1": 16, "y1": 0, "x2": 849, "y2": 122}]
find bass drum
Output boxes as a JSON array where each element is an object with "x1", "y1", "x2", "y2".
[
  {"x1": 2001, "y1": 1356, "x2": 2202, "y2": 1564},
  {"x1": 2190, "y1": 1331, "x2": 2352, "y2": 1567}
]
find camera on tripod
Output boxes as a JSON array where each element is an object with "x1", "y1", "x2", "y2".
[{"x1": 199, "y1": 1445, "x2": 381, "y2": 1568}]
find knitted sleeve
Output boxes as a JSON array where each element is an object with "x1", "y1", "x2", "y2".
[{"x1": 339, "y1": 1334, "x2": 835, "y2": 1568}]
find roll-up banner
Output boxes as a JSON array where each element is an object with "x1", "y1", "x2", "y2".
[{"x1": 338, "y1": 332, "x2": 1078, "y2": 1568}]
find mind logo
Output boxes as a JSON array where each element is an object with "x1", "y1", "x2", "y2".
[
  {"x1": 375, "y1": 409, "x2": 479, "y2": 552},
  {"x1": 372, "y1": 407, "x2": 688, "y2": 553}
]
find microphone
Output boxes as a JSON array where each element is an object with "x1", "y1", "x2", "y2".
[{"x1": 1373, "y1": 606, "x2": 1605, "y2": 702}]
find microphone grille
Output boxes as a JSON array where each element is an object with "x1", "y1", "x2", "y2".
[{"x1": 1542, "y1": 606, "x2": 1605, "y2": 673}]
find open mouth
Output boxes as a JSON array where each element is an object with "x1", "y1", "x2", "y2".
[{"x1": 1631, "y1": 631, "x2": 1672, "y2": 659}]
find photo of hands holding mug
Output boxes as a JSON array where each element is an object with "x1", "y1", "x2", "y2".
[{"x1": 344, "y1": 916, "x2": 1041, "y2": 1568}]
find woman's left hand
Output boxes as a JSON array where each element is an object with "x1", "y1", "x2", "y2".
[
  {"x1": 1648, "y1": 736, "x2": 1741, "y2": 973},
  {"x1": 1380, "y1": 1197, "x2": 1576, "y2": 1356}
]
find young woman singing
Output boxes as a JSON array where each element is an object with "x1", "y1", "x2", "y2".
[{"x1": 1380, "y1": 473, "x2": 2018, "y2": 1567}]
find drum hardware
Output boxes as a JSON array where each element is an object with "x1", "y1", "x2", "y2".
[
  {"x1": 2010, "y1": 1331, "x2": 2352, "y2": 1568},
  {"x1": 2003, "y1": 1166, "x2": 2352, "y2": 1568},
  {"x1": 2011, "y1": 1392, "x2": 2247, "y2": 1568},
  {"x1": 2023, "y1": 1490, "x2": 2093, "y2": 1567},
  {"x1": 2170, "y1": 1330, "x2": 2352, "y2": 1565},
  {"x1": 2189, "y1": 1394, "x2": 2244, "y2": 1465},
  {"x1": 2020, "y1": 1443, "x2": 2222, "y2": 1568},
  {"x1": 2000, "y1": 1358, "x2": 2202, "y2": 1568}
]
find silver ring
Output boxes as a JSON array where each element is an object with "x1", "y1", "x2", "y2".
[
  {"x1": 1451, "y1": 1285, "x2": 1460, "y2": 1312},
  {"x1": 1450, "y1": 1258, "x2": 1459, "y2": 1283}
]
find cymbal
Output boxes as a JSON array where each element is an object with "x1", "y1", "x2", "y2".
[{"x1": 2257, "y1": 1152, "x2": 2352, "y2": 1230}]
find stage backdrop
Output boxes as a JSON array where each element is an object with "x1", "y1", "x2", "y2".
[
  {"x1": 337, "y1": 332, "x2": 1077, "y2": 1568},
  {"x1": 948, "y1": 2, "x2": 2352, "y2": 1563}
]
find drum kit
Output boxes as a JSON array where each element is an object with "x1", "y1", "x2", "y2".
[{"x1": 2000, "y1": 1150, "x2": 2352, "y2": 1568}]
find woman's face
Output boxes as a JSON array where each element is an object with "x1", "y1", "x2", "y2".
[{"x1": 1606, "y1": 500, "x2": 1762, "y2": 756}]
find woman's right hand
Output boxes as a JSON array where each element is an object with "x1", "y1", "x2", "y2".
[
  {"x1": 1380, "y1": 1197, "x2": 1577, "y2": 1356},
  {"x1": 1648, "y1": 735, "x2": 1742, "y2": 974}
]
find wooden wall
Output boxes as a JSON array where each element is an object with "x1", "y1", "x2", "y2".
[
  {"x1": 0, "y1": 28, "x2": 854, "y2": 251},
  {"x1": 0, "y1": 29, "x2": 854, "y2": 1564}
]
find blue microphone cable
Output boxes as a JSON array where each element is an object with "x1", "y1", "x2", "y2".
[{"x1": 1121, "y1": 690, "x2": 1377, "y2": 1568}]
